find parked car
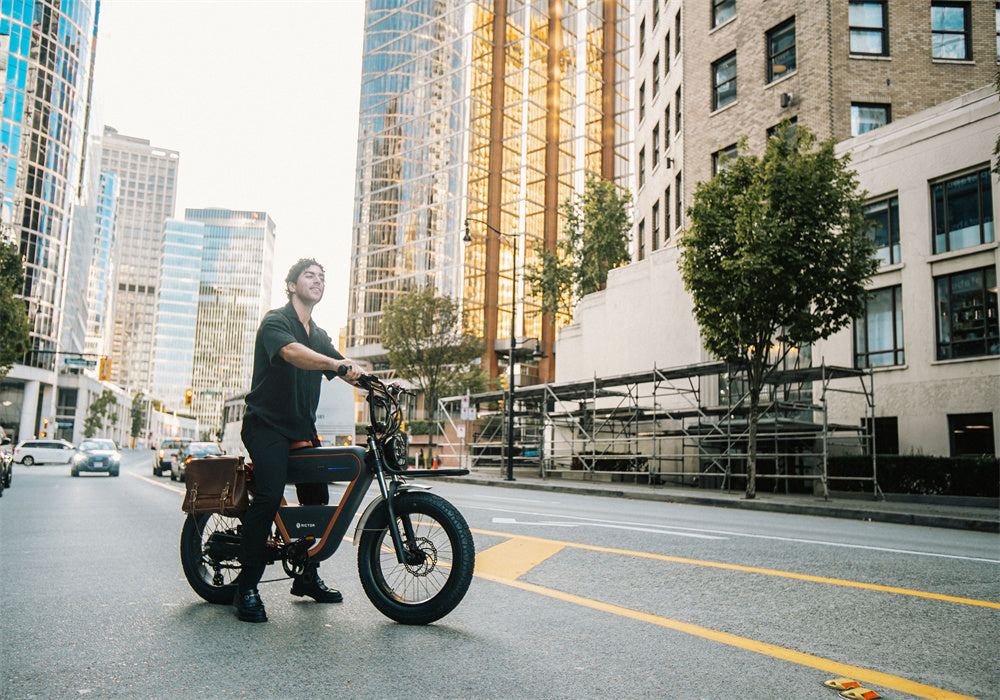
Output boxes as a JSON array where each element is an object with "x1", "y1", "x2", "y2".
[
  {"x1": 13, "y1": 438, "x2": 75, "y2": 465},
  {"x1": 154, "y1": 437, "x2": 191, "y2": 476},
  {"x1": 172, "y1": 441, "x2": 223, "y2": 482},
  {"x1": 72, "y1": 439, "x2": 121, "y2": 477}
]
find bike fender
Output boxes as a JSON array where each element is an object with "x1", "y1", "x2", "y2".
[{"x1": 352, "y1": 483, "x2": 431, "y2": 546}]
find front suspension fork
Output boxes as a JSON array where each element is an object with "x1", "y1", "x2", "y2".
[{"x1": 372, "y1": 440, "x2": 423, "y2": 566}]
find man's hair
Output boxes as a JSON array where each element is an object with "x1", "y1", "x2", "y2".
[{"x1": 285, "y1": 258, "x2": 324, "y2": 300}]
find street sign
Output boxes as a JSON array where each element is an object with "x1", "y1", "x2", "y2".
[
  {"x1": 64, "y1": 358, "x2": 97, "y2": 367},
  {"x1": 56, "y1": 420, "x2": 73, "y2": 429}
]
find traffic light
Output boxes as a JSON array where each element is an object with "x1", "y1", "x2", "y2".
[
  {"x1": 41, "y1": 418, "x2": 49, "y2": 438},
  {"x1": 98, "y1": 356, "x2": 111, "y2": 381},
  {"x1": 185, "y1": 389, "x2": 193, "y2": 406}
]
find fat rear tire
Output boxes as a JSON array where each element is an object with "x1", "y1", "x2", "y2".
[
  {"x1": 357, "y1": 491, "x2": 474, "y2": 625},
  {"x1": 180, "y1": 512, "x2": 243, "y2": 604}
]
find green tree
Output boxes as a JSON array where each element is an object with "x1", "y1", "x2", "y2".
[
  {"x1": 525, "y1": 174, "x2": 632, "y2": 324},
  {"x1": 130, "y1": 392, "x2": 146, "y2": 445},
  {"x1": 380, "y1": 285, "x2": 490, "y2": 461},
  {"x1": 679, "y1": 124, "x2": 877, "y2": 499},
  {"x1": 83, "y1": 390, "x2": 118, "y2": 438},
  {"x1": 0, "y1": 239, "x2": 31, "y2": 378}
]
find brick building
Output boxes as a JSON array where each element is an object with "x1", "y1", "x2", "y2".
[{"x1": 633, "y1": 0, "x2": 997, "y2": 259}]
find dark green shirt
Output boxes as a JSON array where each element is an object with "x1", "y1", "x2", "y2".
[{"x1": 244, "y1": 302, "x2": 344, "y2": 440}]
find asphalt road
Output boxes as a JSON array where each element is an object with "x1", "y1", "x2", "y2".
[{"x1": 1, "y1": 450, "x2": 997, "y2": 699}]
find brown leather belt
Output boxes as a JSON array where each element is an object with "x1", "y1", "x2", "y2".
[{"x1": 289, "y1": 440, "x2": 313, "y2": 451}]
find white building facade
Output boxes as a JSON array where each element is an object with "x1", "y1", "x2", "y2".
[{"x1": 557, "y1": 86, "x2": 998, "y2": 458}]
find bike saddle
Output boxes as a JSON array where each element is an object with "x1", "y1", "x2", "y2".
[{"x1": 286, "y1": 445, "x2": 366, "y2": 484}]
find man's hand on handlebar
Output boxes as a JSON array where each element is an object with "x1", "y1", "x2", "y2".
[{"x1": 334, "y1": 359, "x2": 365, "y2": 384}]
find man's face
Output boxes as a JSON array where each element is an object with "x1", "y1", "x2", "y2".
[{"x1": 289, "y1": 264, "x2": 325, "y2": 305}]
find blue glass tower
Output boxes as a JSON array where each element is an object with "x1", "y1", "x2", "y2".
[{"x1": 151, "y1": 219, "x2": 204, "y2": 412}]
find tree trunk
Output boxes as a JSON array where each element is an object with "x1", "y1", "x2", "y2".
[
  {"x1": 746, "y1": 395, "x2": 758, "y2": 500},
  {"x1": 745, "y1": 366, "x2": 762, "y2": 500}
]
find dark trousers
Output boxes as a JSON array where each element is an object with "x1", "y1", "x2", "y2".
[{"x1": 238, "y1": 414, "x2": 328, "y2": 586}]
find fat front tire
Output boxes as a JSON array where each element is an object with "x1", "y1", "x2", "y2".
[
  {"x1": 180, "y1": 512, "x2": 243, "y2": 604},
  {"x1": 357, "y1": 491, "x2": 475, "y2": 625}
]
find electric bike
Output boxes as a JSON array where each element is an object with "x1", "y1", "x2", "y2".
[{"x1": 179, "y1": 374, "x2": 475, "y2": 625}]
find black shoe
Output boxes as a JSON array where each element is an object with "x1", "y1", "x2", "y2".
[
  {"x1": 233, "y1": 588, "x2": 268, "y2": 623},
  {"x1": 290, "y1": 574, "x2": 343, "y2": 603}
]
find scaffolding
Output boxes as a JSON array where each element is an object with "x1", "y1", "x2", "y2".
[{"x1": 437, "y1": 360, "x2": 880, "y2": 498}]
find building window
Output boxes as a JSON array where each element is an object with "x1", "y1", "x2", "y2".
[
  {"x1": 948, "y1": 413, "x2": 996, "y2": 456},
  {"x1": 653, "y1": 1, "x2": 659, "y2": 27},
  {"x1": 935, "y1": 267, "x2": 999, "y2": 360},
  {"x1": 996, "y1": 3, "x2": 999, "y2": 56},
  {"x1": 855, "y1": 285, "x2": 904, "y2": 368},
  {"x1": 652, "y1": 201, "x2": 660, "y2": 251},
  {"x1": 652, "y1": 123, "x2": 660, "y2": 168},
  {"x1": 931, "y1": 2, "x2": 971, "y2": 60},
  {"x1": 712, "y1": 143, "x2": 738, "y2": 175},
  {"x1": 665, "y1": 33, "x2": 671, "y2": 72},
  {"x1": 664, "y1": 107, "x2": 671, "y2": 150},
  {"x1": 864, "y1": 196, "x2": 900, "y2": 266},
  {"x1": 932, "y1": 169, "x2": 994, "y2": 253},
  {"x1": 767, "y1": 116, "x2": 798, "y2": 143},
  {"x1": 849, "y1": 1, "x2": 888, "y2": 55},
  {"x1": 640, "y1": 17, "x2": 646, "y2": 56},
  {"x1": 865, "y1": 416, "x2": 900, "y2": 455},
  {"x1": 675, "y1": 172, "x2": 683, "y2": 229},
  {"x1": 664, "y1": 186, "x2": 672, "y2": 241},
  {"x1": 638, "y1": 219, "x2": 646, "y2": 261},
  {"x1": 638, "y1": 147, "x2": 646, "y2": 188},
  {"x1": 675, "y1": 11, "x2": 681, "y2": 55},
  {"x1": 851, "y1": 103, "x2": 890, "y2": 135},
  {"x1": 712, "y1": 52, "x2": 737, "y2": 110},
  {"x1": 639, "y1": 81, "x2": 646, "y2": 122},
  {"x1": 713, "y1": 0, "x2": 736, "y2": 28},
  {"x1": 675, "y1": 88, "x2": 682, "y2": 131},
  {"x1": 652, "y1": 54, "x2": 660, "y2": 95},
  {"x1": 767, "y1": 17, "x2": 796, "y2": 82}
]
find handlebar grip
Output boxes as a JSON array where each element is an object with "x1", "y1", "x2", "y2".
[{"x1": 336, "y1": 364, "x2": 348, "y2": 377}]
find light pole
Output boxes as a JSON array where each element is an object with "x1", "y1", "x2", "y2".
[{"x1": 464, "y1": 218, "x2": 517, "y2": 481}]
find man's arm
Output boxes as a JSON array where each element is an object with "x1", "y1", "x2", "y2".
[{"x1": 278, "y1": 342, "x2": 364, "y2": 382}]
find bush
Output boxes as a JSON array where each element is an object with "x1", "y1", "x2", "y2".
[
  {"x1": 406, "y1": 420, "x2": 442, "y2": 436},
  {"x1": 828, "y1": 454, "x2": 999, "y2": 497}
]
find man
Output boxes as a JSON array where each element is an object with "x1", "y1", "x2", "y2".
[{"x1": 234, "y1": 258, "x2": 363, "y2": 623}]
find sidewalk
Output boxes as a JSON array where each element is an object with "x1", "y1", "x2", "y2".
[{"x1": 439, "y1": 470, "x2": 999, "y2": 533}]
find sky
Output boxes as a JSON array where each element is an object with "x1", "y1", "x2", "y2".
[{"x1": 93, "y1": 0, "x2": 366, "y2": 333}]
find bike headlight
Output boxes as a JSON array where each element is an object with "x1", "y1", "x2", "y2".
[{"x1": 381, "y1": 433, "x2": 408, "y2": 472}]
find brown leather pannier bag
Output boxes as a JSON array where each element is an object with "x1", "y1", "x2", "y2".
[{"x1": 181, "y1": 456, "x2": 249, "y2": 515}]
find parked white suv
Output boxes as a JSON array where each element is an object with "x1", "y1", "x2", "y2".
[{"x1": 13, "y1": 439, "x2": 76, "y2": 465}]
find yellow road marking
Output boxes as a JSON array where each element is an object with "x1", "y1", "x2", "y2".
[
  {"x1": 475, "y1": 538, "x2": 566, "y2": 579},
  {"x1": 475, "y1": 571, "x2": 978, "y2": 700},
  {"x1": 471, "y1": 527, "x2": 1000, "y2": 609}
]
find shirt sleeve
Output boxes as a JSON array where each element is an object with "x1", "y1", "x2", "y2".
[
  {"x1": 257, "y1": 312, "x2": 298, "y2": 364},
  {"x1": 316, "y1": 327, "x2": 346, "y2": 379}
]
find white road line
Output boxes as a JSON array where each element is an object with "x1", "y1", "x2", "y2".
[
  {"x1": 474, "y1": 504, "x2": 999, "y2": 563},
  {"x1": 491, "y1": 516, "x2": 727, "y2": 539}
]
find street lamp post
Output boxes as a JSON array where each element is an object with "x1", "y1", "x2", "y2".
[{"x1": 464, "y1": 218, "x2": 517, "y2": 481}]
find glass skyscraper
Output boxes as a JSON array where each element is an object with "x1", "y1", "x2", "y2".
[
  {"x1": 150, "y1": 219, "x2": 204, "y2": 413},
  {"x1": 184, "y1": 208, "x2": 275, "y2": 436},
  {"x1": 1, "y1": 0, "x2": 99, "y2": 441},
  {"x1": 346, "y1": 0, "x2": 629, "y2": 382},
  {"x1": 84, "y1": 169, "x2": 118, "y2": 358}
]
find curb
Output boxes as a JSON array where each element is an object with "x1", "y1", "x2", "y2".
[{"x1": 437, "y1": 476, "x2": 999, "y2": 533}]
